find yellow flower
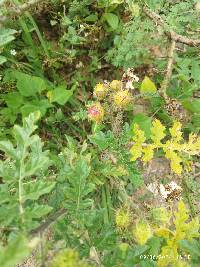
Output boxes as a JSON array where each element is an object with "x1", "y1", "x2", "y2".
[
  {"x1": 93, "y1": 83, "x2": 108, "y2": 100},
  {"x1": 115, "y1": 208, "x2": 131, "y2": 229},
  {"x1": 133, "y1": 220, "x2": 152, "y2": 245},
  {"x1": 113, "y1": 90, "x2": 132, "y2": 108},
  {"x1": 110, "y1": 80, "x2": 122, "y2": 91},
  {"x1": 87, "y1": 102, "x2": 104, "y2": 123}
]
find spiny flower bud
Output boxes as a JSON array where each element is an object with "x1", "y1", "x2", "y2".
[
  {"x1": 113, "y1": 90, "x2": 132, "y2": 108},
  {"x1": 110, "y1": 80, "x2": 122, "y2": 91},
  {"x1": 133, "y1": 220, "x2": 152, "y2": 245},
  {"x1": 115, "y1": 208, "x2": 131, "y2": 229},
  {"x1": 93, "y1": 83, "x2": 108, "y2": 100},
  {"x1": 87, "y1": 102, "x2": 104, "y2": 123}
]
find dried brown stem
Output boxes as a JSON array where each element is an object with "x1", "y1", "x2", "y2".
[
  {"x1": 143, "y1": 6, "x2": 200, "y2": 46},
  {"x1": 30, "y1": 208, "x2": 67, "y2": 237},
  {"x1": 161, "y1": 39, "x2": 176, "y2": 98}
]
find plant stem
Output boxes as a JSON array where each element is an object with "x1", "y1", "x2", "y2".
[{"x1": 182, "y1": 175, "x2": 196, "y2": 218}]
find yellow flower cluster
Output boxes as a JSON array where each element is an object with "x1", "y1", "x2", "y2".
[
  {"x1": 130, "y1": 119, "x2": 200, "y2": 174},
  {"x1": 88, "y1": 80, "x2": 132, "y2": 123},
  {"x1": 115, "y1": 207, "x2": 131, "y2": 229}
]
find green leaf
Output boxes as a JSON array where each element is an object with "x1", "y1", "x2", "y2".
[
  {"x1": 47, "y1": 86, "x2": 74, "y2": 105},
  {"x1": 179, "y1": 239, "x2": 200, "y2": 258},
  {"x1": 89, "y1": 131, "x2": 110, "y2": 150},
  {"x1": 23, "y1": 181, "x2": 56, "y2": 201},
  {"x1": 182, "y1": 99, "x2": 200, "y2": 114},
  {"x1": 0, "y1": 55, "x2": 7, "y2": 65},
  {"x1": 3, "y1": 92, "x2": 24, "y2": 109},
  {"x1": 0, "y1": 141, "x2": 17, "y2": 159},
  {"x1": 131, "y1": 114, "x2": 152, "y2": 138},
  {"x1": 20, "y1": 99, "x2": 52, "y2": 117},
  {"x1": 103, "y1": 13, "x2": 119, "y2": 30},
  {"x1": 0, "y1": 235, "x2": 31, "y2": 267},
  {"x1": 140, "y1": 76, "x2": 157, "y2": 95},
  {"x1": 25, "y1": 204, "x2": 53, "y2": 219},
  {"x1": 0, "y1": 28, "x2": 17, "y2": 47},
  {"x1": 16, "y1": 72, "x2": 46, "y2": 96},
  {"x1": 84, "y1": 14, "x2": 98, "y2": 22}
]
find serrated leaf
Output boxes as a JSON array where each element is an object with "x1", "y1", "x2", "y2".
[
  {"x1": 47, "y1": 86, "x2": 73, "y2": 105},
  {"x1": 140, "y1": 76, "x2": 157, "y2": 95},
  {"x1": 103, "y1": 13, "x2": 119, "y2": 30},
  {"x1": 0, "y1": 141, "x2": 17, "y2": 159},
  {"x1": 23, "y1": 181, "x2": 55, "y2": 201},
  {"x1": 25, "y1": 204, "x2": 53, "y2": 219}
]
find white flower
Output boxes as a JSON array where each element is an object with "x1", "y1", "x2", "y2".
[
  {"x1": 159, "y1": 184, "x2": 168, "y2": 199},
  {"x1": 146, "y1": 183, "x2": 159, "y2": 195},
  {"x1": 132, "y1": 74, "x2": 139, "y2": 82},
  {"x1": 125, "y1": 80, "x2": 134, "y2": 90},
  {"x1": 10, "y1": 49, "x2": 17, "y2": 56}
]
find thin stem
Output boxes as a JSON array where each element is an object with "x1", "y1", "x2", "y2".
[
  {"x1": 182, "y1": 175, "x2": 196, "y2": 218},
  {"x1": 161, "y1": 39, "x2": 176, "y2": 99}
]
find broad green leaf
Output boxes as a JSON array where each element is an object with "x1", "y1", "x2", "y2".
[
  {"x1": 47, "y1": 86, "x2": 73, "y2": 105},
  {"x1": 85, "y1": 14, "x2": 98, "y2": 22},
  {"x1": 182, "y1": 99, "x2": 200, "y2": 114},
  {"x1": 0, "y1": 55, "x2": 7, "y2": 64},
  {"x1": 0, "y1": 28, "x2": 17, "y2": 47},
  {"x1": 16, "y1": 72, "x2": 46, "y2": 96},
  {"x1": 131, "y1": 114, "x2": 152, "y2": 138},
  {"x1": 0, "y1": 235, "x2": 31, "y2": 267},
  {"x1": 20, "y1": 99, "x2": 52, "y2": 117},
  {"x1": 103, "y1": 13, "x2": 119, "y2": 30},
  {"x1": 3, "y1": 92, "x2": 24, "y2": 109},
  {"x1": 23, "y1": 181, "x2": 56, "y2": 201},
  {"x1": 140, "y1": 76, "x2": 157, "y2": 95}
]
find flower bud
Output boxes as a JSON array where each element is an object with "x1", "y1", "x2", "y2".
[
  {"x1": 115, "y1": 208, "x2": 131, "y2": 229},
  {"x1": 113, "y1": 90, "x2": 132, "y2": 108},
  {"x1": 93, "y1": 83, "x2": 108, "y2": 100},
  {"x1": 110, "y1": 80, "x2": 122, "y2": 91},
  {"x1": 87, "y1": 102, "x2": 104, "y2": 123}
]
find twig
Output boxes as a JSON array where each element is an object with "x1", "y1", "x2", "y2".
[
  {"x1": 30, "y1": 208, "x2": 67, "y2": 237},
  {"x1": 143, "y1": 6, "x2": 200, "y2": 46},
  {"x1": 161, "y1": 39, "x2": 176, "y2": 98}
]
